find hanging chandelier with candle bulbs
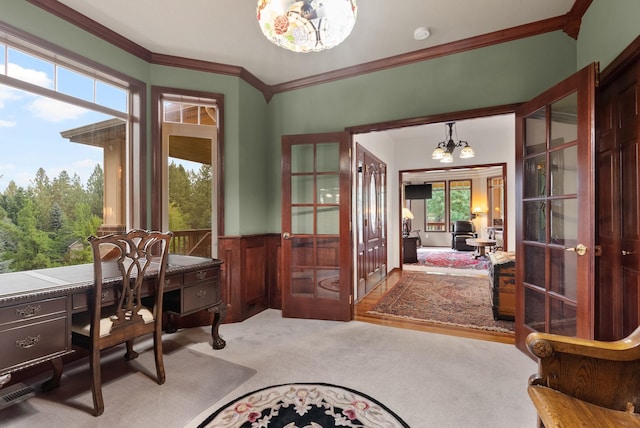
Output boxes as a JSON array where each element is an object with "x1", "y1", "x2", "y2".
[{"x1": 431, "y1": 122, "x2": 475, "y2": 163}]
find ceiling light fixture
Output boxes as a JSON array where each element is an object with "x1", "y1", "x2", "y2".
[
  {"x1": 431, "y1": 122, "x2": 475, "y2": 163},
  {"x1": 257, "y1": 0, "x2": 358, "y2": 53}
]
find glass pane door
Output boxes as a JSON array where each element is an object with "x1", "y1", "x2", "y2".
[
  {"x1": 282, "y1": 132, "x2": 351, "y2": 321},
  {"x1": 515, "y1": 63, "x2": 597, "y2": 351}
]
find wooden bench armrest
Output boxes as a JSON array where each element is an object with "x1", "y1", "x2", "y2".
[
  {"x1": 528, "y1": 385, "x2": 640, "y2": 428},
  {"x1": 526, "y1": 325, "x2": 640, "y2": 361}
]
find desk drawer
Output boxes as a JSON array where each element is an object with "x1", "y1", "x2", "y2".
[
  {"x1": 163, "y1": 274, "x2": 183, "y2": 291},
  {"x1": 182, "y1": 281, "x2": 219, "y2": 314},
  {"x1": 72, "y1": 286, "x2": 116, "y2": 311},
  {"x1": 0, "y1": 297, "x2": 66, "y2": 326},
  {"x1": 184, "y1": 268, "x2": 217, "y2": 284},
  {"x1": 0, "y1": 316, "x2": 68, "y2": 371}
]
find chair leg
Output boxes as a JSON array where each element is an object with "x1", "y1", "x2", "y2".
[
  {"x1": 154, "y1": 328, "x2": 166, "y2": 385},
  {"x1": 124, "y1": 339, "x2": 139, "y2": 360},
  {"x1": 89, "y1": 349, "x2": 104, "y2": 416}
]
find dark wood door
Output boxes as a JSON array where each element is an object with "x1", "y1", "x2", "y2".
[
  {"x1": 597, "y1": 60, "x2": 640, "y2": 340},
  {"x1": 515, "y1": 63, "x2": 598, "y2": 352},
  {"x1": 355, "y1": 144, "x2": 387, "y2": 300},
  {"x1": 281, "y1": 132, "x2": 352, "y2": 321}
]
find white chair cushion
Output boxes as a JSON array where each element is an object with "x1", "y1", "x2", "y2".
[{"x1": 72, "y1": 307, "x2": 154, "y2": 338}]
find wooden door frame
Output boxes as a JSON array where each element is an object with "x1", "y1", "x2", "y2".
[
  {"x1": 281, "y1": 132, "x2": 352, "y2": 321},
  {"x1": 399, "y1": 162, "x2": 508, "y2": 261},
  {"x1": 515, "y1": 63, "x2": 598, "y2": 352}
]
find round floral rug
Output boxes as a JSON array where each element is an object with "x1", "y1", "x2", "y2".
[{"x1": 196, "y1": 382, "x2": 409, "y2": 427}]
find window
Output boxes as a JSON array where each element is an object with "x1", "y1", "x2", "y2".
[
  {"x1": 420, "y1": 180, "x2": 472, "y2": 233},
  {"x1": 449, "y1": 179, "x2": 472, "y2": 224},
  {"x1": 153, "y1": 88, "x2": 223, "y2": 259},
  {"x1": 425, "y1": 181, "x2": 445, "y2": 231},
  {"x1": 0, "y1": 29, "x2": 139, "y2": 273}
]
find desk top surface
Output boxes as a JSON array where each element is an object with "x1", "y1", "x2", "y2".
[{"x1": 0, "y1": 254, "x2": 222, "y2": 304}]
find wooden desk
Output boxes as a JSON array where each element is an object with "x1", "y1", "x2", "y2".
[{"x1": 0, "y1": 255, "x2": 225, "y2": 390}]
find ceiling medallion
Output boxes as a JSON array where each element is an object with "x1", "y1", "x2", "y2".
[{"x1": 257, "y1": 0, "x2": 358, "y2": 53}]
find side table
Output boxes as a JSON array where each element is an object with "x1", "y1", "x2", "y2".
[{"x1": 402, "y1": 237, "x2": 419, "y2": 263}]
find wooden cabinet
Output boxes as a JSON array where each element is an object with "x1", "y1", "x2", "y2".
[
  {"x1": 489, "y1": 252, "x2": 515, "y2": 321},
  {"x1": 0, "y1": 297, "x2": 69, "y2": 374},
  {"x1": 164, "y1": 268, "x2": 220, "y2": 315},
  {"x1": 402, "y1": 237, "x2": 419, "y2": 263}
]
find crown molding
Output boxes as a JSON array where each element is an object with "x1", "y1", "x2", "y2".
[{"x1": 27, "y1": 0, "x2": 590, "y2": 103}]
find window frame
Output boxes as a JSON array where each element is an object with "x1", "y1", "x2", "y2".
[
  {"x1": 150, "y1": 86, "x2": 225, "y2": 237},
  {"x1": 448, "y1": 178, "x2": 473, "y2": 228},
  {"x1": 0, "y1": 21, "x2": 146, "y2": 229},
  {"x1": 424, "y1": 181, "x2": 446, "y2": 232}
]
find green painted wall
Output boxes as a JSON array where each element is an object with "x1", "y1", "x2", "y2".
[
  {"x1": 1, "y1": 0, "x2": 270, "y2": 236},
  {"x1": 578, "y1": 0, "x2": 640, "y2": 70},
  {"x1": 5, "y1": 1, "x2": 640, "y2": 236},
  {"x1": 265, "y1": 31, "x2": 577, "y2": 231}
]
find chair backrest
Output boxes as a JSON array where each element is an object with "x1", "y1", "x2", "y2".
[
  {"x1": 452, "y1": 220, "x2": 474, "y2": 233},
  {"x1": 88, "y1": 229, "x2": 172, "y2": 342}
]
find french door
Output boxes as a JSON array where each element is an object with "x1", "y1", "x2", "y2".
[
  {"x1": 515, "y1": 63, "x2": 598, "y2": 352},
  {"x1": 281, "y1": 132, "x2": 352, "y2": 321},
  {"x1": 355, "y1": 143, "x2": 387, "y2": 300}
]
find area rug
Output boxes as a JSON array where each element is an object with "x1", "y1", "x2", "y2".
[
  {"x1": 368, "y1": 272, "x2": 514, "y2": 334},
  {"x1": 196, "y1": 382, "x2": 410, "y2": 428},
  {"x1": 414, "y1": 249, "x2": 490, "y2": 270}
]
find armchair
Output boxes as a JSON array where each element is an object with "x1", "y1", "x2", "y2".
[
  {"x1": 526, "y1": 327, "x2": 640, "y2": 427},
  {"x1": 451, "y1": 220, "x2": 477, "y2": 251}
]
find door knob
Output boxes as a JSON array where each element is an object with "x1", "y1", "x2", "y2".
[
  {"x1": 565, "y1": 244, "x2": 587, "y2": 256},
  {"x1": 622, "y1": 250, "x2": 634, "y2": 256},
  {"x1": 282, "y1": 232, "x2": 291, "y2": 240}
]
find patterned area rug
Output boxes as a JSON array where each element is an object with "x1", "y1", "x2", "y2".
[
  {"x1": 369, "y1": 272, "x2": 514, "y2": 334},
  {"x1": 414, "y1": 249, "x2": 490, "y2": 270},
  {"x1": 197, "y1": 383, "x2": 409, "y2": 428}
]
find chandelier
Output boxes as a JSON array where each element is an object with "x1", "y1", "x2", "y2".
[
  {"x1": 431, "y1": 122, "x2": 475, "y2": 163},
  {"x1": 257, "y1": 0, "x2": 358, "y2": 53}
]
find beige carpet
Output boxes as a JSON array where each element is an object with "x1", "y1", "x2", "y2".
[
  {"x1": 3, "y1": 310, "x2": 537, "y2": 427},
  {"x1": 1, "y1": 329, "x2": 256, "y2": 427},
  {"x1": 185, "y1": 310, "x2": 537, "y2": 428}
]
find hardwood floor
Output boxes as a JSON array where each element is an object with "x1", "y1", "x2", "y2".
[{"x1": 354, "y1": 269, "x2": 515, "y2": 345}]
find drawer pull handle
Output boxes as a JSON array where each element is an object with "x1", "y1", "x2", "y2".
[
  {"x1": 164, "y1": 279, "x2": 171, "y2": 288},
  {"x1": 101, "y1": 291, "x2": 110, "y2": 301},
  {"x1": 16, "y1": 335, "x2": 40, "y2": 349},
  {"x1": 196, "y1": 271, "x2": 207, "y2": 280},
  {"x1": 196, "y1": 289, "x2": 207, "y2": 299},
  {"x1": 16, "y1": 304, "x2": 41, "y2": 319}
]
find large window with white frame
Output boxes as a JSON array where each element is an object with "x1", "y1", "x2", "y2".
[{"x1": 0, "y1": 27, "x2": 140, "y2": 273}]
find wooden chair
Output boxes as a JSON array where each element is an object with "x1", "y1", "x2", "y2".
[
  {"x1": 71, "y1": 229, "x2": 172, "y2": 416},
  {"x1": 526, "y1": 327, "x2": 640, "y2": 427}
]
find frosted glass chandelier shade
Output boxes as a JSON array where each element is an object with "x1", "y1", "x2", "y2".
[{"x1": 257, "y1": 0, "x2": 358, "y2": 53}]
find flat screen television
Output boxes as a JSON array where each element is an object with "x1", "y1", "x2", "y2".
[{"x1": 405, "y1": 184, "x2": 432, "y2": 199}]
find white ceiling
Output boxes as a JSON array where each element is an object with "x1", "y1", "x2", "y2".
[{"x1": 56, "y1": 0, "x2": 576, "y2": 86}]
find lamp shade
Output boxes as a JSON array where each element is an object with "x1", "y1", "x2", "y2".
[
  {"x1": 402, "y1": 207, "x2": 414, "y2": 220},
  {"x1": 257, "y1": 0, "x2": 358, "y2": 53}
]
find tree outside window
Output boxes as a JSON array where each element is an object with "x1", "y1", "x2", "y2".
[
  {"x1": 425, "y1": 181, "x2": 445, "y2": 231},
  {"x1": 449, "y1": 180, "x2": 472, "y2": 224}
]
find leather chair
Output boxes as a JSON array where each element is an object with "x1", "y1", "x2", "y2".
[
  {"x1": 451, "y1": 220, "x2": 477, "y2": 251},
  {"x1": 527, "y1": 327, "x2": 640, "y2": 427},
  {"x1": 71, "y1": 229, "x2": 172, "y2": 416}
]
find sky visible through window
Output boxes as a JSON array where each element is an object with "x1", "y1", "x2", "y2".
[
  {"x1": 0, "y1": 83, "x2": 113, "y2": 192},
  {"x1": 0, "y1": 48, "x2": 125, "y2": 193}
]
